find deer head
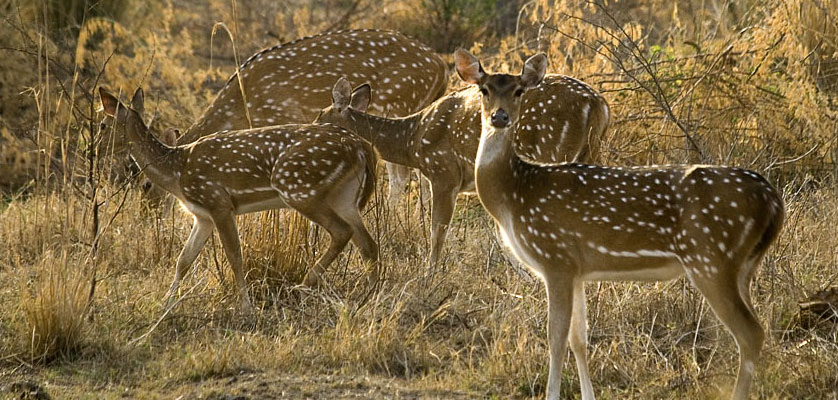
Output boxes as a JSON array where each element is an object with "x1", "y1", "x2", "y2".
[
  {"x1": 455, "y1": 49, "x2": 548, "y2": 130},
  {"x1": 99, "y1": 88, "x2": 149, "y2": 141},
  {"x1": 315, "y1": 77, "x2": 372, "y2": 125}
]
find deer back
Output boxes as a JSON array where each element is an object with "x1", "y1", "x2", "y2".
[
  {"x1": 178, "y1": 124, "x2": 373, "y2": 209},
  {"x1": 182, "y1": 29, "x2": 448, "y2": 143},
  {"x1": 514, "y1": 75, "x2": 609, "y2": 163}
]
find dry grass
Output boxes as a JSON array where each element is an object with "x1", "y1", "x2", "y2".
[
  {"x1": 2, "y1": 183, "x2": 836, "y2": 398},
  {"x1": 1, "y1": 0, "x2": 837, "y2": 398},
  {"x1": 18, "y1": 251, "x2": 89, "y2": 363}
]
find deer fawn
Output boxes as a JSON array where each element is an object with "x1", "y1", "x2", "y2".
[
  {"x1": 99, "y1": 88, "x2": 379, "y2": 313},
  {"x1": 456, "y1": 49, "x2": 784, "y2": 400},
  {"x1": 176, "y1": 29, "x2": 447, "y2": 205},
  {"x1": 317, "y1": 71, "x2": 608, "y2": 269}
]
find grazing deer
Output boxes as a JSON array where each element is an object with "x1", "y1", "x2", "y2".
[
  {"x1": 177, "y1": 29, "x2": 448, "y2": 205},
  {"x1": 456, "y1": 49, "x2": 785, "y2": 400},
  {"x1": 97, "y1": 117, "x2": 179, "y2": 206},
  {"x1": 317, "y1": 70, "x2": 608, "y2": 268},
  {"x1": 99, "y1": 88, "x2": 379, "y2": 313}
]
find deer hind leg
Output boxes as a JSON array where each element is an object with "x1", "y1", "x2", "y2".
[
  {"x1": 297, "y1": 207, "x2": 353, "y2": 287},
  {"x1": 413, "y1": 174, "x2": 432, "y2": 218},
  {"x1": 342, "y1": 208, "x2": 381, "y2": 287},
  {"x1": 166, "y1": 215, "x2": 213, "y2": 308},
  {"x1": 544, "y1": 274, "x2": 574, "y2": 400},
  {"x1": 332, "y1": 189, "x2": 381, "y2": 287},
  {"x1": 341, "y1": 207, "x2": 380, "y2": 288},
  {"x1": 345, "y1": 210, "x2": 378, "y2": 262},
  {"x1": 211, "y1": 210, "x2": 253, "y2": 314},
  {"x1": 569, "y1": 280, "x2": 596, "y2": 400},
  {"x1": 686, "y1": 260, "x2": 764, "y2": 400},
  {"x1": 385, "y1": 163, "x2": 411, "y2": 207},
  {"x1": 329, "y1": 166, "x2": 379, "y2": 263}
]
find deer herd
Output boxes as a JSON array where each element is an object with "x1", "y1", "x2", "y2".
[{"x1": 99, "y1": 29, "x2": 784, "y2": 400}]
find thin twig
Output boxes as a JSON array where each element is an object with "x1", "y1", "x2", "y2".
[
  {"x1": 211, "y1": 22, "x2": 252, "y2": 129},
  {"x1": 127, "y1": 277, "x2": 208, "y2": 346}
]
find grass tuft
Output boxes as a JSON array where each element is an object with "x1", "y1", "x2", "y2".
[{"x1": 20, "y1": 251, "x2": 89, "y2": 363}]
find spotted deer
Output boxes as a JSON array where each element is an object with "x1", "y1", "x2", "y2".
[
  {"x1": 316, "y1": 71, "x2": 608, "y2": 268},
  {"x1": 99, "y1": 88, "x2": 379, "y2": 313},
  {"x1": 177, "y1": 29, "x2": 447, "y2": 205},
  {"x1": 457, "y1": 49, "x2": 785, "y2": 400}
]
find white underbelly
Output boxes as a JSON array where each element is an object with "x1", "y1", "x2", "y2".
[
  {"x1": 581, "y1": 262, "x2": 684, "y2": 282},
  {"x1": 234, "y1": 196, "x2": 289, "y2": 214},
  {"x1": 580, "y1": 245, "x2": 685, "y2": 281},
  {"x1": 230, "y1": 186, "x2": 289, "y2": 214},
  {"x1": 177, "y1": 190, "x2": 289, "y2": 217}
]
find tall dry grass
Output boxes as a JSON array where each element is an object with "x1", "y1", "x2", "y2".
[
  {"x1": 19, "y1": 251, "x2": 89, "y2": 363},
  {"x1": 0, "y1": 0, "x2": 836, "y2": 398}
]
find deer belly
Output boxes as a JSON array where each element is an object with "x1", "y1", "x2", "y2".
[
  {"x1": 496, "y1": 216, "x2": 686, "y2": 282},
  {"x1": 231, "y1": 188, "x2": 289, "y2": 214},
  {"x1": 579, "y1": 247, "x2": 685, "y2": 282},
  {"x1": 581, "y1": 263, "x2": 684, "y2": 282}
]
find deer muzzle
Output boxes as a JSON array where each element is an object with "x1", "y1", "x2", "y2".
[{"x1": 491, "y1": 109, "x2": 510, "y2": 128}]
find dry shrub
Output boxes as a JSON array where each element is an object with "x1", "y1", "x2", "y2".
[
  {"x1": 382, "y1": 0, "x2": 497, "y2": 52},
  {"x1": 241, "y1": 211, "x2": 312, "y2": 287},
  {"x1": 0, "y1": 123, "x2": 39, "y2": 192},
  {"x1": 75, "y1": 13, "x2": 223, "y2": 149},
  {"x1": 797, "y1": 0, "x2": 838, "y2": 95},
  {"x1": 486, "y1": 0, "x2": 838, "y2": 178},
  {"x1": 0, "y1": 24, "x2": 42, "y2": 134},
  {"x1": 13, "y1": 0, "x2": 133, "y2": 43},
  {"x1": 20, "y1": 251, "x2": 89, "y2": 363}
]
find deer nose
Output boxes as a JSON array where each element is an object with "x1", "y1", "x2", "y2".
[{"x1": 491, "y1": 109, "x2": 510, "y2": 128}]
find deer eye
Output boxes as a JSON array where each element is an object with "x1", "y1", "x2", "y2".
[
  {"x1": 514, "y1": 88, "x2": 525, "y2": 98},
  {"x1": 479, "y1": 87, "x2": 488, "y2": 96}
]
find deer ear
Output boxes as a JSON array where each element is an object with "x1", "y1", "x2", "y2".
[
  {"x1": 100, "y1": 88, "x2": 120, "y2": 116},
  {"x1": 332, "y1": 77, "x2": 352, "y2": 109},
  {"x1": 454, "y1": 49, "x2": 486, "y2": 85},
  {"x1": 521, "y1": 53, "x2": 548, "y2": 88},
  {"x1": 131, "y1": 88, "x2": 145, "y2": 114},
  {"x1": 161, "y1": 128, "x2": 179, "y2": 146},
  {"x1": 350, "y1": 84, "x2": 371, "y2": 112}
]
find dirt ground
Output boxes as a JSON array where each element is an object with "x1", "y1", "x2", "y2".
[{"x1": 2, "y1": 370, "x2": 476, "y2": 399}]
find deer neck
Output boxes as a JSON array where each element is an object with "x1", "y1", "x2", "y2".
[
  {"x1": 342, "y1": 108, "x2": 422, "y2": 166},
  {"x1": 180, "y1": 111, "x2": 225, "y2": 144},
  {"x1": 474, "y1": 123, "x2": 521, "y2": 217},
  {"x1": 125, "y1": 123, "x2": 183, "y2": 190}
]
